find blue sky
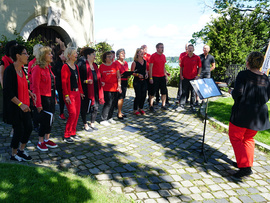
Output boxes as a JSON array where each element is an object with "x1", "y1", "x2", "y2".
[{"x1": 94, "y1": 0, "x2": 216, "y2": 57}]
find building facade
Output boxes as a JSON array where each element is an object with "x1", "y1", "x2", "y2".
[{"x1": 0, "y1": 0, "x2": 94, "y2": 47}]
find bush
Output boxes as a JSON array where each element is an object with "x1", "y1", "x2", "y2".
[
  {"x1": 0, "y1": 30, "x2": 48, "y2": 62},
  {"x1": 78, "y1": 41, "x2": 113, "y2": 66},
  {"x1": 166, "y1": 63, "x2": 179, "y2": 87}
]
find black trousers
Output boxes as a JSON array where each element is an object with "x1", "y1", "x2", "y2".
[
  {"x1": 81, "y1": 96, "x2": 90, "y2": 125},
  {"x1": 133, "y1": 79, "x2": 147, "y2": 110},
  {"x1": 38, "y1": 94, "x2": 55, "y2": 137},
  {"x1": 11, "y1": 111, "x2": 32, "y2": 149},
  {"x1": 176, "y1": 79, "x2": 182, "y2": 101},
  {"x1": 91, "y1": 102, "x2": 99, "y2": 123},
  {"x1": 179, "y1": 78, "x2": 195, "y2": 106},
  {"x1": 102, "y1": 91, "x2": 118, "y2": 120}
]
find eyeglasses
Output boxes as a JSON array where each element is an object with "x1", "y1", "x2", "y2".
[
  {"x1": 106, "y1": 55, "x2": 112, "y2": 58},
  {"x1": 21, "y1": 53, "x2": 29, "y2": 56}
]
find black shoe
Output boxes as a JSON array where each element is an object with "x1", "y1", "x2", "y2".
[
  {"x1": 63, "y1": 137, "x2": 74, "y2": 143},
  {"x1": 153, "y1": 101, "x2": 159, "y2": 106},
  {"x1": 232, "y1": 161, "x2": 238, "y2": 168},
  {"x1": 161, "y1": 106, "x2": 168, "y2": 110},
  {"x1": 149, "y1": 106, "x2": 155, "y2": 112},
  {"x1": 122, "y1": 114, "x2": 127, "y2": 118},
  {"x1": 17, "y1": 149, "x2": 32, "y2": 161},
  {"x1": 175, "y1": 100, "x2": 180, "y2": 104},
  {"x1": 71, "y1": 135, "x2": 81, "y2": 141},
  {"x1": 232, "y1": 167, "x2": 253, "y2": 181},
  {"x1": 10, "y1": 154, "x2": 23, "y2": 162},
  {"x1": 117, "y1": 115, "x2": 124, "y2": 120}
]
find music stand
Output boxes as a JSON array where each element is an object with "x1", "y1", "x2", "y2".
[{"x1": 190, "y1": 78, "x2": 222, "y2": 162}]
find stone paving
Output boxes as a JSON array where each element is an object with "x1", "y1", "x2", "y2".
[{"x1": 1, "y1": 87, "x2": 270, "y2": 203}]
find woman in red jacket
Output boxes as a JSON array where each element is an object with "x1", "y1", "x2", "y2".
[
  {"x1": 32, "y1": 46, "x2": 58, "y2": 152},
  {"x1": 78, "y1": 48, "x2": 104, "y2": 131},
  {"x1": 61, "y1": 47, "x2": 84, "y2": 143},
  {"x1": 99, "y1": 51, "x2": 121, "y2": 126}
]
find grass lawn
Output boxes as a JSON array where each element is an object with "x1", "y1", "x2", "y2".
[
  {"x1": 208, "y1": 97, "x2": 270, "y2": 146},
  {"x1": 0, "y1": 163, "x2": 131, "y2": 203}
]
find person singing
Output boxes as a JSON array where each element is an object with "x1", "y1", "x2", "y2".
[
  {"x1": 32, "y1": 46, "x2": 58, "y2": 152},
  {"x1": 228, "y1": 52, "x2": 270, "y2": 180},
  {"x1": 3, "y1": 45, "x2": 35, "y2": 161},
  {"x1": 131, "y1": 48, "x2": 148, "y2": 115},
  {"x1": 61, "y1": 47, "x2": 84, "y2": 143}
]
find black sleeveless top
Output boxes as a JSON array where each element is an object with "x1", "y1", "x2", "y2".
[{"x1": 134, "y1": 60, "x2": 146, "y2": 81}]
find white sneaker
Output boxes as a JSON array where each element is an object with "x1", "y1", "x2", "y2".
[
  {"x1": 100, "y1": 120, "x2": 111, "y2": 126},
  {"x1": 108, "y1": 118, "x2": 116, "y2": 124}
]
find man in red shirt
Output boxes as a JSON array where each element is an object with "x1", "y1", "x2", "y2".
[
  {"x1": 149, "y1": 43, "x2": 168, "y2": 112},
  {"x1": 177, "y1": 44, "x2": 201, "y2": 111},
  {"x1": 176, "y1": 43, "x2": 189, "y2": 104}
]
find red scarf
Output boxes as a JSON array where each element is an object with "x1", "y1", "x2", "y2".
[
  {"x1": 86, "y1": 61, "x2": 104, "y2": 105},
  {"x1": 2, "y1": 55, "x2": 13, "y2": 69}
]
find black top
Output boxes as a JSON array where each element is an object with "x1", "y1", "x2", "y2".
[
  {"x1": 3, "y1": 64, "x2": 22, "y2": 124},
  {"x1": 199, "y1": 54, "x2": 215, "y2": 73},
  {"x1": 92, "y1": 69, "x2": 99, "y2": 103},
  {"x1": 52, "y1": 60, "x2": 63, "y2": 87},
  {"x1": 230, "y1": 70, "x2": 270, "y2": 131},
  {"x1": 133, "y1": 60, "x2": 146, "y2": 81},
  {"x1": 67, "y1": 64, "x2": 78, "y2": 90}
]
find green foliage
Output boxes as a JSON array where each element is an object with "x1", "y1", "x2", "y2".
[
  {"x1": 191, "y1": 1, "x2": 270, "y2": 81},
  {"x1": 80, "y1": 41, "x2": 113, "y2": 65},
  {"x1": 0, "y1": 30, "x2": 48, "y2": 61},
  {"x1": 165, "y1": 63, "x2": 180, "y2": 87}
]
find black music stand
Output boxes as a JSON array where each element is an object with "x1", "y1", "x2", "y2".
[{"x1": 190, "y1": 78, "x2": 222, "y2": 162}]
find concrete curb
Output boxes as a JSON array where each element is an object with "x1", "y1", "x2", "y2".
[{"x1": 199, "y1": 104, "x2": 270, "y2": 152}]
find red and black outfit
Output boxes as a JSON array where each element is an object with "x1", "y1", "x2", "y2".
[
  {"x1": 133, "y1": 60, "x2": 147, "y2": 111},
  {"x1": 179, "y1": 54, "x2": 201, "y2": 107},
  {"x1": 3, "y1": 64, "x2": 32, "y2": 149},
  {"x1": 114, "y1": 60, "x2": 129, "y2": 99},
  {"x1": 61, "y1": 63, "x2": 83, "y2": 138},
  {"x1": 229, "y1": 70, "x2": 270, "y2": 168},
  {"x1": 32, "y1": 65, "x2": 56, "y2": 138},
  {"x1": 78, "y1": 59, "x2": 104, "y2": 125},
  {"x1": 99, "y1": 63, "x2": 119, "y2": 121}
]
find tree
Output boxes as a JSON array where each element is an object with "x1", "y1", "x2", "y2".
[{"x1": 191, "y1": 0, "x2": 270, "y2": 80}]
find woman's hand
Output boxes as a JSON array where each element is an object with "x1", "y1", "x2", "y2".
[
  {"x1": 20, "y1": 103, "x2": 31, "y2": 112},
  {"x1": 101, "y1": 82, "x2": 105, "y2": 86},
  {"x1": 117, "y1": 86, "x2": 122, "y2": 93},
  {"x1": 138, "y1": 74, "x2": 144, "y2": 79},
  {"x1": 81, "y1": 94, "x2": 85, "y2": 100},
  {"x1": 145, "y1": 73, "x2": 148, "y2": 79},
  {"x1": 30, "y1": 92, "x2": 37, "y2": 105},
  {"x1": 65, "y1": 96, "x2": 71, "y2": 105},
  {"x1": 228, "y1": 89, "x2": 233, "y2": 94},
  {"x1": 37, "y1": 106, "x2": 43, "y2": 113}
]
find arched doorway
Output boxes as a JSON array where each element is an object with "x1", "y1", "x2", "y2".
[
  {"x1": 28, "y1": 25, "x2": 65, "y2": 45},
  {"x1": 28, "y1": 24, "x2": 70, "y2": 63}
]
